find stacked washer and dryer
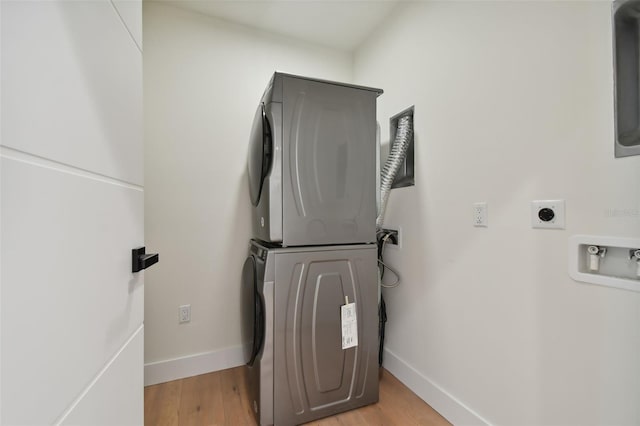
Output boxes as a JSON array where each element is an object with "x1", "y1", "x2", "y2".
[{"x1": 241, "y1": 72, "x2": 383, "y2": 426}]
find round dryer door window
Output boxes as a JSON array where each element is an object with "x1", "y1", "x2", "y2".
[
  {"x1": 247, "y1": 103, "x2": 272, "y2": 206},
  {"x1": 241, "y1": 256, "x2": 264, "y2": 366}
]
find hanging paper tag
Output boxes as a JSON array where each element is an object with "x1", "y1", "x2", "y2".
[{"x1": 341, "y1": 302, "x2": 358, "y2": 349}]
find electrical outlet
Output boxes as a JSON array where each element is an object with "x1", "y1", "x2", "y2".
[
  {"x1": 531, "y1": 200, "x2": 565, "y2": 229},
  {"x1": 473, "y1": 202, "x2": 488, "y2": 227},
  {"x1": 179, "y1": 304, "x2": 191, "y2": 324}
]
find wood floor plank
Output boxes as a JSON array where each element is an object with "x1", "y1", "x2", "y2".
[
  {"x1": 144, "y1": 379, "x2": 182, "y2": 426},
  {"x1": 178, "y1": 375, "x2": 204, "y2": 426},
  {"x1": 145, "y1": 366, "x2": 451, "y2": 426},
  {"x1": 303, "y1": 416, "x2": 342, "y2": 426},
  {"x1": 219, "y1": 367, "x2": 255, "y2": 425},
  {"x1": 378, "y1": 385, "x2": 422, "y2": 426},
  {"x1": 143, "y1": 383, "x2": 159, "y2": 425},
  {"x1": 354, "y1": 401, "x2": 397, "y2": 426},
  {"x1": 207, "y1": 372, "x2": 227, "y2": 426},
  {"x1": 178, "y1": 371, "x2": 226, "y2": 426},
  {"x1": 378, "y1": 370, "x2": 450, "y2": 426},
  {"x1": 233, "y1": 363, "x2": 257, "y2": 420},
  {"x1": 333, "y1": 407, "x2": 369, "y2": 426}
]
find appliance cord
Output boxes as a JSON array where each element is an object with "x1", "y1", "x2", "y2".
[{"x1": 376, "y1": 228, "x2": 400, "y2": 366}]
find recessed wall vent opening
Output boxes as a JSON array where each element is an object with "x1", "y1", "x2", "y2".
[
  {"x1": 376, "y1": 106, "x2": 414, "y2": 228},
  {"x1": 613, "y1": 0, "x2": 640, "y2": 157},
  {"x1": 390, "y1": 107, "x2": 415, "y2": 188}
]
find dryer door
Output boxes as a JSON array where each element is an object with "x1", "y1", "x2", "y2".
[
  {"x1": 248, "y1": 103, "x2": 273, "y2": 206},
  {"x1": 241, "y1": 255, "x2": 265, "y2": 366}
]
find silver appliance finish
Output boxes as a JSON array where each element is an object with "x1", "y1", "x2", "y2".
[
  {"x1": 249, "y1": 72, "x2": 383, "y2": 246},
  {"x1": 242, "y1": 240, "x2": 379, "y2": 426}
]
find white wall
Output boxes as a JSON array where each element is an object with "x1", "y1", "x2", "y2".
[
  {"x1": 355, "y1": 2, "x2": 640, "y2": 425},
  {"x1": 143, "y1": 2, "x2": 352, "y2": 381}
]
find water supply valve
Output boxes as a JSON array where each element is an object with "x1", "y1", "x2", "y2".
[
  {"x1": 587, "y1": 245, "x2": 607, "y2": 272},
  {"x1": 630, "y1": 249, "x2": 640, "y2": 278}
]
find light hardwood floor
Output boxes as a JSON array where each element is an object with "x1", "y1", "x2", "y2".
[{"x1": 144, "y1": 367, "x2": 451, "y2": 426}]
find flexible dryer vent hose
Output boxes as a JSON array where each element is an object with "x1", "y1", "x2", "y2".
[{"x1": 377, "y1": 115, "x2": 413, "y2": 228}]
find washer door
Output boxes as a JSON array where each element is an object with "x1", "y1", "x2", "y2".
[
  {"x1": 241, "y1": 255, "x2": 264, "y2": 366},
  {"x1": 247, "y1": 103, "x2": 273, "y2": 206}
]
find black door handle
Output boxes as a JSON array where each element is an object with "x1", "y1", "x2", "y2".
[{"x1": 132, "y1": 247, "x2": 159, "y2": 273}]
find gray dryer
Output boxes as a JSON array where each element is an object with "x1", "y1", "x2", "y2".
[
  {"x1": 248, "y1": 72, "x2": 383, "y2": 246},
  {"x1": 241, "y1": 240, "x2": 379, "y2": 425}
]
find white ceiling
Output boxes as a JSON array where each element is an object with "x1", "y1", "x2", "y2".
[{"x1": 161, "y1": 0, "x2": 400, "y2": 51}]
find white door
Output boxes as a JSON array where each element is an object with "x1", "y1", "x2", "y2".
[{"x1": 1, "y1": 1, "x2": 144, "y2": 424}]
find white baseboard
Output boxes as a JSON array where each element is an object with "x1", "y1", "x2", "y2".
[
  {"x1": 144, "y1": 345, "x2": 244, "y2": 386},
  {"x1": 383, "y1": 348, "x2": 491, "y2": 426}
]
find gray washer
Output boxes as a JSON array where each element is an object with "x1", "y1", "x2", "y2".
[
  {"x1": 241, "y1": 240, "x2": 379, "y2": 425},
  {"x1": 248, "y1": 73, "x2": 383, "y2": 246}
]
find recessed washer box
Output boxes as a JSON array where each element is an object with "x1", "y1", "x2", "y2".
[{"x1": 569, "y1": 235, "x2": 640, "y2": 292}]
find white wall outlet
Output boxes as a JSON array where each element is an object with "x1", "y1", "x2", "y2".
[
  {"x1": 473, "y1": 202, "x2": 488, "y2": 227},
  {"x1": 179, "y1": 304, "x2": 191, "y2": 323},
  {"x1": 531, "y1": 200, "x2": 565, "y2": 229}
]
